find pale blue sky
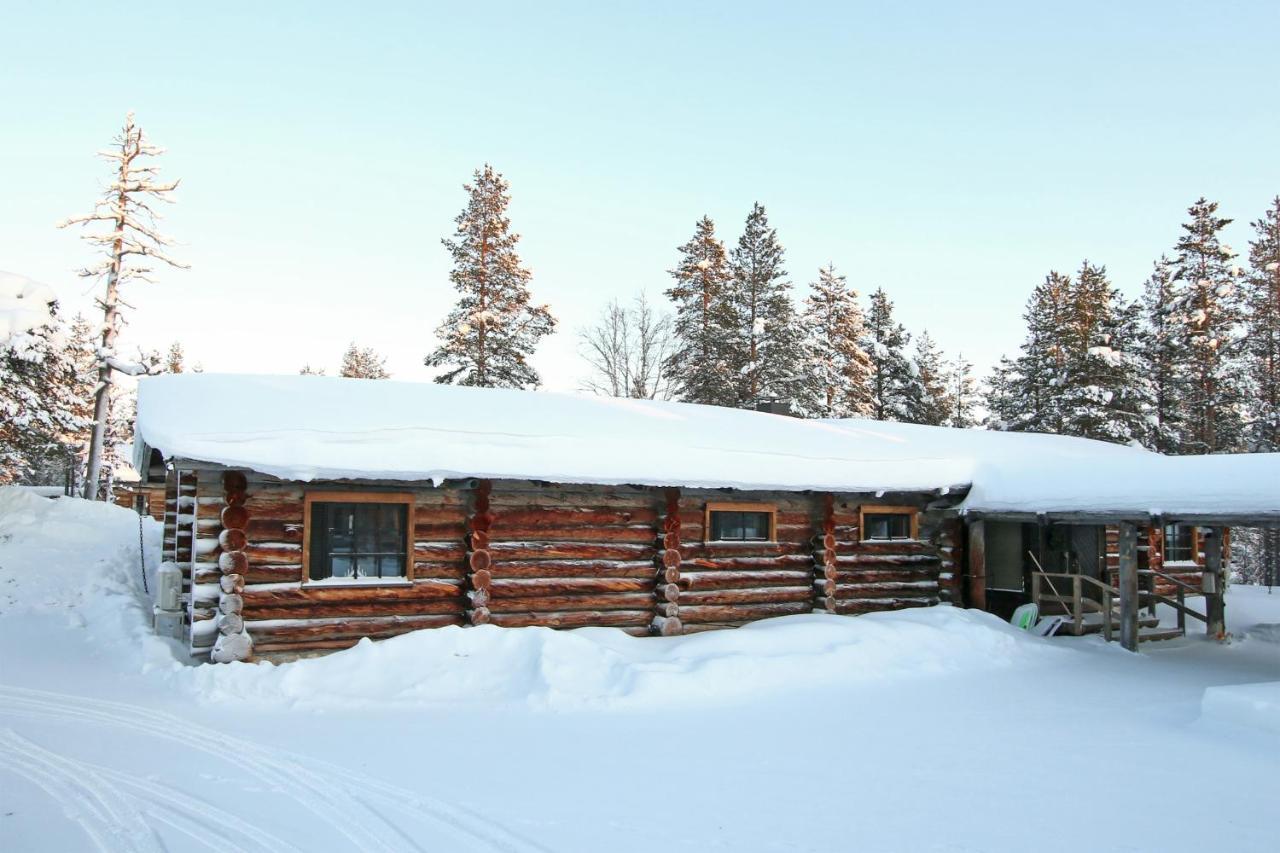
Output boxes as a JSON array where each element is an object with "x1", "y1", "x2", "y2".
[{"x1": 2, "y1": 1, "x2": 1277, "y2": 389}]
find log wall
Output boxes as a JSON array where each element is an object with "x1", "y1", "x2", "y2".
[
  {"x1": 815, "y1": 495, "x2": 947, "y2": 617},
  {"x1": 176, "y1": 471, "x2": 959, "y2": 658}
]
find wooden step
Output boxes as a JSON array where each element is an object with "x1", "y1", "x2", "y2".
[{"x1": 1137, "y1": 626, "x2": 1184, "y2": 643}]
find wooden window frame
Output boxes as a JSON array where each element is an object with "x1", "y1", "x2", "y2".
[
  {"x1": 859, "y1": 505, "x2": 919, "y2": 542},
  {"x1": 301, "y1": 490, "x2": 416, "y2": 586},
  {"x1": 704, "y1": 501, "x2": 777, "y2": 543},
  {"x1": 1161, "y1": 522, "x2": 1199, "y2": 566}
]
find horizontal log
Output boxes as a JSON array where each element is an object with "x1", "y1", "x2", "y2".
[
  {"x1": 676, "y1": 587, "x2": 813, "y2": 606},
  {"x1": 487, "y1": 559, "x2": 656, "y2": 579},
  {"x1": 680, "y1": 543, "x2": 809, "y2": 560},
  {"x1": 249, "y1": 599, "x2": 465, "y2": 620},
  {"x1": 653, "y1": 615, "x2": 683, "y2": 636},
  {"x1": 833, "y1": 598, "x2": 936, "y2": 615},
  {"x1": 244, "y1": 542, "x2": 302, "y2": 566},
  {"x1": 835, "y1": 553, "x2": 940, "y2": 566},
  {"x1": 411, "y1": 562, "x2": 468, "y2": 580},
  {"x1": 837, "y1": 581, "x2": 940, "y2": 597},
  {"x1": 243, "y1": 565, "x2": 303, "y2": 584},
  {"x1": 489, "y1": 507, "x2": 658, "y2": 529},
  {"x1": 245, "y1": 614, "x2": 461, "y2": 642},
  {"x1": 678, "y1": 601, "x2": 813, "y2": 623},
  {"x1": 839, "y1": 540, "x2": 934, "y2": 556},
  {"x1": 242, "y1": 580, "x2": 465, "y2": 609},
  {"x1": 486, "y1": 593, "x2": 655, "y2": 613},
  {"x1": 486, "y1": 610, "x2": 651, "y2": 629},
  {"x1": 414, "y1": 542, "x2": 466, "y2": 561},
  {"x1": 834, "y1": 569, "x2": 939, "y2": 585},
  {"x1": 489, "y1": 525, "x2": 656, "y2": 544},
  {"x1": 679, "y1": 570, "x2": 814, "y2": 590},
  {"x1": 488, "y1": 541, "x2": 652, "y2": 561},
  {"x1": 488, "y1": 577, "x2": 652, "y2": 597},
  {"x1": 245, "y1": 519, "x2": 304, "y2": 541},
  {"x1": 681, "y1": 554, "x2": 814, "y2": 571}
]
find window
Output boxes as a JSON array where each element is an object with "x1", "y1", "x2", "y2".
[
  {"x1": 860, "y1": 505, "x2": 918, "y2": 541},
  {"x1": 1163, "y1": 524, "x2": 1196, "y2": 563},
  {"x1": 304, "y1": 492, "x2": 413, "y2": 583},
  {"x1": 705, "y1": 502, "x2": 776, "y2": 542}
]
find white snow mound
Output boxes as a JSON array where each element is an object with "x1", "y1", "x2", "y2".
[
  {"x1": 190, "y1": 607, "x2": 1064, "y2": 711},
  {"x1": 1199, "y1": 681, "x2": 1280, "y2": 735}
]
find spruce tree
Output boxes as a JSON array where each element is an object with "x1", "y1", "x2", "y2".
[
  {"x1": 985, "y1": 272, "x2": 1071, "y2": 433},
  {"x1": 1138, "y1": 257, "x2": 1187, "y2": 453},
  {"x1": 663, "y1": 216, "x2": 736, "y2": 406},
  {"x1": 340, "y1": 342, "x2": 391, "y2": 379},
  {"x1": 726, "y1": 203, "x2": 804, "y2": 408},
  {"x1": 1244, "y1": 196, "x2": 1280, "y2": 452},
  {"x1": 944, "y1": 353, "x2": 978, "y2": 428},
  {"x1": 1170, "y1": 198, "x2": 1246, "y2": 452},
  {"x1": 425, "y1": 164, "x2": 555, "y2": 389},
  {"x1": 909, "y1": 330, "x2": 950, "y2": 425},
  {"x1": 1057, "y1": 261, "x2": 1148, "y2": 444},
  {"x1": 862, "y1": 288, "x2": 916, "y2": 422},
  {"x1": 798, "y1": 263, "x2": 873, "y2": 418}
]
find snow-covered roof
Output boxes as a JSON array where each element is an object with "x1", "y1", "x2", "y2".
[
  {"x1": 134, "y1": 374, "x2": 1280, "y2": 521},
  {"x1": 0, "y1": 271, "x2": 57, "y2": 344}
]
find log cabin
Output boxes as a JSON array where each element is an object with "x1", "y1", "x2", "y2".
[{"x1": 132, "y1": 374, "x2": 1280, "y2": 661}]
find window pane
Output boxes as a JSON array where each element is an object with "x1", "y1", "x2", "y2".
[
  {"x1": 329, "y1": 555, "x2": 353, "y2": 578},
  {"x1": 381, "y1": 504, "x2": 405, "y2": 553},
  {"x1": 355, "y1": 505, "x2": 378, "y2": 553},
  {"x1": 309, "y1": 503, "x2": 331, "y2": 580},
  {"x1": 865, "y1": 512, "x2": 911, "y2": 540},
  {"x1": 711, "y1": 511, "x2": 744, "y2": 540},
  {"x1": 741, "y1": 512, "x2": 769, "y2": 541},
  {"x1": 889, "y1": 514, "x2": 910, "y2": 539},
  {"x1": 380, "y1": 555, "x2": 403, "y2": 577},
  {"x1": 310, "y1": 500, "x2": 409, "y2": 581},
  {"x1": 866, "y1": 516, "x2": 889, "y2": 540}
]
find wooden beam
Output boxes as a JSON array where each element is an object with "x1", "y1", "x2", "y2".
[
  {"x1": 1118, "y1": 522, "x2": 1139, "y2": 652},
  {"x1": 1204, "y1": 527, "x2": 1225, "y2": 640},
  {"x1": 966, "y1": 519, "x2": 986, "y2": 611}
]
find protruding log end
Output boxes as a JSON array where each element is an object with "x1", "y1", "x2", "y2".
[
  {"x1": 222, "y1": 471, "x2": 248, "y2": 493},
  {"x1": 468, "y1": 549, "x2": 492, "y2": 572},
  {"x1": 224, "y1": 490, "x2": 247, "y2": 507},
  {"x1": 218, "y1": 593, "x2": 244, "y2": 615},
  {"x1": 471, "y1": 606, "x2": 491, "y2": 626},
  {"x1": 218, "y1": 550, "x2": 249, "y2": 574},
  {"x1": 656, "y1": 602, "x2": 680, "y2": 618},
  {"x1": 661, "y1": 531, "x2": 680, "y2": 550},
  {"x1": 470, "y1": 588, "x2": 491, "y2": 608},
  {"x1": 820, "y1": 595, "x2": 838, "y2": 613},
  {"x1": 657, "y1": 582, "x2": 680, "y2": 603},
  {"x1": 468, "y1": 530, "x2": 490, "y2": 551},
  {"x1": 471, "y1": 568, "x2": 492, "y2": 591},
  {"x1": 468, "y1": 512, "x2": 495, "y2": 534},
  {"x1": 652, "y1": 615, "x2": 683, "y2": 637},
  {"x1": 218, "y1": 528, "x2": 248, "y2": 551},
  {"x1": 661, "y1": 548, "x2": 681, "y2": 569},
  {"x1": 219, "y1": 573, "x2": 246, "y2": 595},
  {"x1": 221, "y1": 505, "x2": 250, "y2": 530},
  {"x1": 662, "y1": 566, "x2": 681, "y2": 584},
  {"x1": 211, "y1": 631, "x2": 253, "y2": 663},
  {"x1": 218, "y1": 612, "x2": 245, "y2": 635}
]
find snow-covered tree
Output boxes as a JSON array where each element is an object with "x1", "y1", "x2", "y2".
[
  {"x1": 863, "y1": 288, "x2": 916, "y2": 421},
  {"x1": 299, "y1": 364, "x2": 326, "y2": 376},
  {"x1": 797, "y1": 263, "x2": 872, "y2": 418},
  {"x1": 908, "y1": 330, "x2": 949, "y2": 426},
  {"x1": 425, "y1": 164, "x2": 555, "y2": 388},
  {"x1": 0, "y1": 305, "x2": 91, "y2": 486},
  {"x1": 58, "y1": 113, "x2": 186, "y2": 498},
  {"x1": 164, "y1": 341, "x2": 185, "y2": 374},
  {"x1": 1244, "y1": 196, "x2": 1280, "y2": 452},
  {"x1": 944, "y1": 352, "x2": 978, "y2": 428},
  {"x1": 579, "y1": 291, "x2": 674, "y2": 399},
  {"x1": 663, "y1": 216, "x2": 737, "y2": 406},
  {"x1": 985, "y1": 272, "x2": 1072, "y2": 433},
  {"x1": 340, "y1": 343, "x2": 390, "y2": 379},
  {"x1": 1138, "y1": 257, "x2": 1187, "y2": 453},
  {"x1": 1170, "y1": 198, "x2": 1246, "y2": 453},
  {"x1": 726, "y1": 203, "x2": 805, "y2": 408},
  {"x1": 1056, "y1": 261, "x2": 1148, "y2": 444}
]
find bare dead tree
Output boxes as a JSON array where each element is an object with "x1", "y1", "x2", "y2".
[
  {"x1": 579, "y1": 292, "x2": 675, "y2": 400},
  {"x1": 59, "y1": 113, "x2": 187, "y2": 499}
]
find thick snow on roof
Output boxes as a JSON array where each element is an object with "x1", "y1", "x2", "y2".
[
  {"x1": 0, "y1": 271, "x2": 57, "y2": 343},
  {"x1": 135, "y1": 374, "x2": 1280, "y2": 519}
]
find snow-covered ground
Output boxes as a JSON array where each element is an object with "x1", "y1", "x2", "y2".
[{"x1": 1, "y1": 488, "x2": 1277, "y2": 852}]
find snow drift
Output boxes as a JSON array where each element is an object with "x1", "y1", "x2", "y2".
[{"x1": 189, "y1": 607, "x2": 1065, "y2": 712}]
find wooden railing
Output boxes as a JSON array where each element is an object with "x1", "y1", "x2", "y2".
[
  {"x1": 1139, "y1": 569, "x2": 1207, "y2": 632},
  {"x1": 1031, "y1": 571, "x2": 1117, "y2": 641}
]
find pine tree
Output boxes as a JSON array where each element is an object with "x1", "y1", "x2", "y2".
[
  {"x1": 58, "y1": 113, "x2": 186, "y2": 498},
  {"x1": 299, "y1": 364, "x2": 326, "y2": 376},
  {"x1": 165, "y1": 341, "x2": 185, "y2": 374},
  {"x1": 1244, "y1": 196, "x2": 1280, "y2": 452},
  {"x1": 944, "y1": 352, "x2": 978, "y2": 428},
  {"x1": 985, "y1": 272, "x2": 1072, "y2": 433},
  {"x1": 663, "y1": 216, "x2": 737, "y2": 406},
  {"x1": 726, "y1": 203, "x2": 804, "y2": 408},
  {"x1": 0, "y1": 305, "x2": 91, "y2": 486},
  {"x1": 340, "y1": 343, "x2": 390, "y2": 379},
  {"x1": 1138, "y1": 257, "x2": 1187, "y2": 453},
  {"x1": 1170, "y1": 198, "x2": 1246, "y2": 453},
  {"x1": 908, "y1": 330, "x2": 950, "y2": 425},
  {"x1": 797, "y1": 264, "x2": 873, "y2": 418},
  {"x1": 1056, "y1": 261, "x2": 1148, "y2": 444},
  {"x1": 862, "y1": 288, "x2": 916, "y2": 421},
  {"x1": 425, "y1": 164, "x2": 555, "y2": 388}
]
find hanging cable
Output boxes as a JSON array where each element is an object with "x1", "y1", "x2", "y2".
[{"x1": 138, "y1": 509, "x2": 149, "y2": 596}]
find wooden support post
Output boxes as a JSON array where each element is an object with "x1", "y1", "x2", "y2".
[
  {"x1": 1118, "y1": 521, "x2": 1139, "y2": 652},
  {"x1": 1072, "y1": 574, "x2": 1083, "y2": 636},
  {"x1": 966, "y1": 519, "x2": 986, "y2": 611},
  {"x1": 1204, "y1": 527, "x2": 1225, "y2": 641}
]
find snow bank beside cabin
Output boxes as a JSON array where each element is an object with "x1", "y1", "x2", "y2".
[{"x1": 189, "y1": 607, "x2": 1065, "y2": 712}]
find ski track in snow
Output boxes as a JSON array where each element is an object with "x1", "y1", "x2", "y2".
[{"x1": 0, "y1": 685, "x2": 550, "y2": 853}]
